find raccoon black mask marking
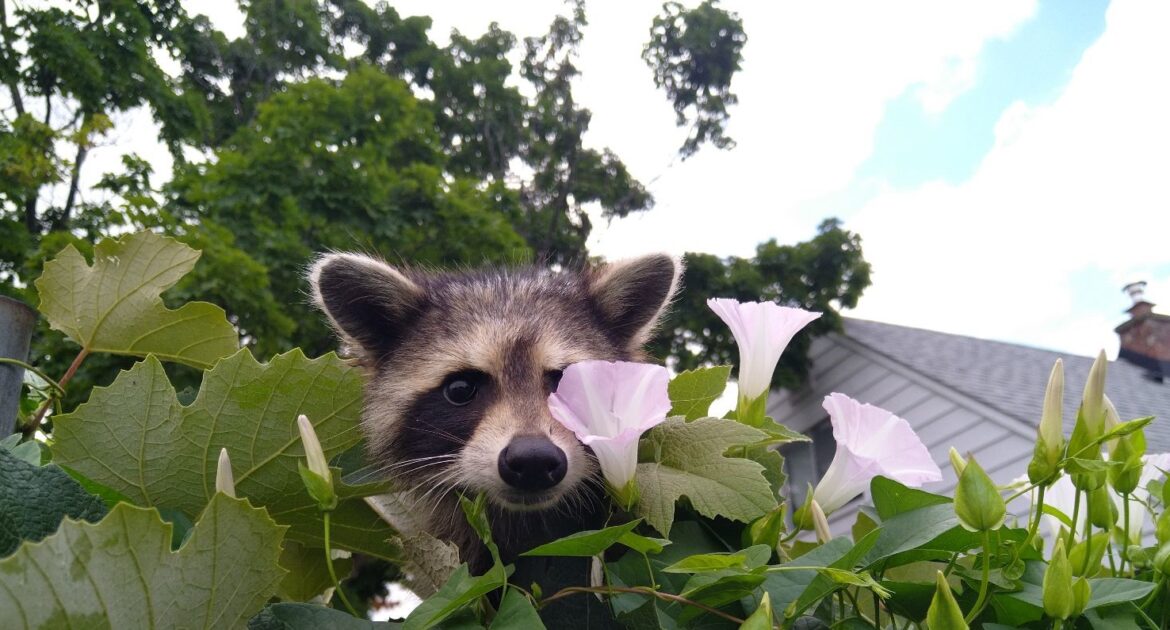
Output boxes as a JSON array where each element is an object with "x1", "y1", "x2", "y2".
[{"x1": 309, "y1": 253, "x2": 681, "y2": 573}]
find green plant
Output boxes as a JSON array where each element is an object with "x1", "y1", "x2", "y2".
[{"x1": 1, "y1": 231, "x2": 1165, "y2": 629}]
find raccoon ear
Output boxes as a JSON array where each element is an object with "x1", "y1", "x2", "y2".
[
  {"x1": 589, "y1": 253, "x2": 682, "y2": 350},
  {"x1": 309, "y1": 253, "x2": 426, "y2": 355}
]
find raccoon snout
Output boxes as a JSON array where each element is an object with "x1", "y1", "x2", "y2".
[{"x1": 497, "y1": 436, "x2": 568, "y2": 491}]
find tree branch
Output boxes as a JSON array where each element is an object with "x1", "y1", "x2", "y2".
[{"x1": 0, "y1": 0, "x2": 25, "y2": 116}]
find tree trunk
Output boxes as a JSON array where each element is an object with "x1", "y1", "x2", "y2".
[{"x1": 0, "y1": 296, "x2": 36, "y2": 437}]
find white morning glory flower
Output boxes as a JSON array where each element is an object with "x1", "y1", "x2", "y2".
[{"x1": 812, "y1": 393, "x2": 942, "y2": 515}]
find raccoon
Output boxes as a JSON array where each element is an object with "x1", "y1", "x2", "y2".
[{"x1": 309, "y1": 252, "x2": 680, "y2": 611}]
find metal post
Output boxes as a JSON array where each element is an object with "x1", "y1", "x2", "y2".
[{"x1": 0, "y1": 296, "x2": 36, "y2": 437}]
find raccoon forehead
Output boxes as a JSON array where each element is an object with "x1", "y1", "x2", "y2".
[{"x1": 396, "y1": 319, "x2": 612, "y2": 387}]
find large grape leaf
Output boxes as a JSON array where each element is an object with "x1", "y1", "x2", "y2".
[
  {"x1": 35, "y1": 231, "x2": 238, "y2": 368},
  {"x1": 0, "y1": 494, "x2": 286, "y2": 630},
  {"x1": 0, "y1": 447, "x2": 107, "y2": 557},
  {"x1": 667, "y1": 366, "x2": 731, "y2": 421},
  {"x1": 51, "y1": 349, "x2": 401, "y2": 560},
  {"x1": 634, "y1": 417, "x2": 776, "y2": 536}
]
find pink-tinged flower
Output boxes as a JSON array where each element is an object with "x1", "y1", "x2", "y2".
[
  {"x1": 548, "y1": 361, "x2": 671, "y2": 496},
  {"x1": 707, "y1": 298, "x2": 821, "y2": 402},
  {"x1": 813, "y1": 393, "x2": 942, "y2": 514}
]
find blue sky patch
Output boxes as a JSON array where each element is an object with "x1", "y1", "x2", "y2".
[{"x1": 856, "y1": 0, "x2": 1109, "y2": 188}]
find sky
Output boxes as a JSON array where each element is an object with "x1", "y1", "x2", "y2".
[{"x1": 114, "y1": 0, "x2": 1170, "y2": 361}]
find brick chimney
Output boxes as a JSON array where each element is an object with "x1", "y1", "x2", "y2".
[{"x1": 1115, "y1": 281, "x2": 1170, "y2": 381}]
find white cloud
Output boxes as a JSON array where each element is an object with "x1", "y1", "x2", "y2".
[{"x1": 848, "y1": 0, "x2": 1170, "y2": 358}]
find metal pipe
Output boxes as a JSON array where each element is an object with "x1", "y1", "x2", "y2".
[{"x1": 0, "y1": 296, "x2": 36, "y2": 437}]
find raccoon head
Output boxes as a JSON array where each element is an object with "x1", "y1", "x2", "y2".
[{"x1": 309, "y1": 254, "x2": 680, "y2": 516}]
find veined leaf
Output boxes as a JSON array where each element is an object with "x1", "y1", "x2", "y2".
[
  {"x1": 0, "y1": 494, "x2": 286, "y2": 629},
  {"x1": 521, "y1": 520, "x2": 642, "y2": 557},
  {"x1": 249, "y1": 603, "x2": 401, "y2": 629},
  {"x1": 0, "y1": 448, "x2": 107, "y2": 557},
  {"x1": 634, "y1": 417, "x2": 776, "y2": 536},
  {"x1": 52, "y1": 350, "x2": 400, "y2": 560},
  {"x1": 35, "y1": 231, "x2": 238, "y2": 368},
  {"x1": 277, "y1": 540, "x2": 353, "y2": 602},
  {"x1": 668, "y1": 366, "x2": 731, "y2": 421},
  {"x1": 396, "y1": 531, "x2": 461, "y2": 599}
]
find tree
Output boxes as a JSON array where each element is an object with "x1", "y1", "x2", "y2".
[{"x1": 643, "y1": 0, "x2": 746, "y2": 158}]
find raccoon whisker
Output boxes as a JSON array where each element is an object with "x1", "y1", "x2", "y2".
[
  {"x1": 407, "y1": 423, "x2": 470, "y2": 446},
  {"x1": 380, "y1": 454, "x2": 459, "y2": 475},
  {"x1": 415, "y1": 469, "x2": 463, "y2": 507}
]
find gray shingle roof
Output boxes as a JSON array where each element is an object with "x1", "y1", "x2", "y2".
[{"x1": 841, "y1": 318, "x2": 1170, "y2": 451}]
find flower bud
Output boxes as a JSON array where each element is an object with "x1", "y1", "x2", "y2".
[
  {"x1": 1043, "y1": 539, "x2": 1075, "y2": 619},
  {"x1": 1158, "y1": 510, "x2": 1170, "y2": 546},
  {"x1": 215, "y1": 448, "x2": 236, "y2": 498},
  {"x1": 1106, "y1": 397, "x2": 1146, "y2": 496},
  {"x1": 297, "y1": 414, "x2": 337, "y2": 511},
  {"x1": 927, "y1": 571, "x2": 968, "y2": 630},
  {"x1": 1068, "y1": 532, "x2": 1109, "y2": 577},
  {"x1": 949, "y1": 447, "x2": 967, "y2": 478},
  {"x1": 1156, "y1": 543, "x2": 1170, "y2": 574},
  {"x1": 1069, "y1": 351, "x2": 1108, "y2": 459},
  {"x1": 748, "y1": 504, "x2": 787, "y2": 551},
  {"x1": 1089, "y1": 485, "x2": 1118, "y2": 530},
  {"x1": 1071, "y1": 576, "x2": 1090, "y2": 617},
  {"x1": 1028, "y1": 360, "x2": 1064, "y2": 485},
  {"x1": 1128, "y1": 545, "x2": 1151, "y2": 568},
  {"x1": 810, "y1": 499, "x2": 832, "y2": 544},
  {"x1": 954, "y1": 455, "x2": 1006, "y2": 532}
]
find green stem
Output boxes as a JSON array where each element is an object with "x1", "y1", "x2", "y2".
[
  {"x1": 873, "y1": 589, "x2": 881, "y2": 629},
  {"x1": 323, "y1": 512, "x2": 359, "y2": 616},
  {"x1": 0, "y1": 357, "x2": 65, "y2": 395},
  {"x1": 1067, "y1": 489, "x2": 1082, "y2": 549},
  {"x1": 538, "y1": 585, "x2": 746, "y2": 625},
  {"x1": 1052, "y1": 619, "x2": 1063, "y2": 630},
  {"x1": 1081, "y1": 491, "x2": 1093, "y2": 576},
  {"x1": 1026, "y1": 484, "x2": 1047, "y2": 547},
  {"x1": 1121, "y1": 493, "x2": 1133, "y2": 576},
  {"x1": 1006, "y1": 480, "x2": 1041, "y2": 504},
  {"x1": 963, "y1": 530, "x2": 993, "y2": 624},
  {"x1": 1141, "y1": 576, "x2": 1165, "y2": 611},
  {"x1": 27, "y1": 348, "x2": 87, "y2": 436},
  {"x1": 1133, "y1": 601, "x2": 1160, "y2": 629}
]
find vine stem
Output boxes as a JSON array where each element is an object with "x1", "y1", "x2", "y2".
[
  {"x1": 0, "y1": 357, "x2": 65, "y2": 395},
  {"x1": 26, "y1": 348, "x2": 88, "y2": 436},
  {"x1": 539, "y1": 585, "x2": 746, "y2": 625},
  {"x1": 1067, "y1": 489, "x2": 1082, "y2": 550},
  {"x1": 963, "y1": 529, "x2": 993, "y2": 624},
  {"x1": 323, "y1": 512, "x2": 359, "y2": 616},
  {"x1": 1080, "y1": 491, "x2": 1093, "y2": 576}
]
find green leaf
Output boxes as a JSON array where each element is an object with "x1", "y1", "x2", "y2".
[
  {"x1": 634, "y1": 417, "x2": 776, "y2": 536},
  {"x1": 617, "y1": 532, "x2": 671, "y2": 555},
  {"x1": 667, "y1": 365, "x2": 730, "y2": 420},
  {"x1": 760, "y1": 538, "x2": 854, "y2": 620},
  {"x1": 862, "y1": 504, "x2": 968, "y2": 568},
  {"x1": 52, "y1": 350, "x2": 399, "y2": 560},
  {"x1": 663, "y1": 551, "x2": 753, "y2": 573},
  {"x1": 740, "y1": 592, "x2": 773, "y2": 630},
  {"x1": 277, "y1": 540, "x2": 353, "y2": 602},
  {"x1": 0, "y1": 494, "x2": 286, "y2": 629},
  {"x1": 522, "y1": 520, "x2": 642, "y2": 557},
  {"x1": 787, "y1": 529, "x2": 881, "y2": 619},
  {"x1": 0, "y1": 447, "x2": 107, "y2": 557},
  {"x1": 678, "y1": 572, "x2": 766, "y2": 623},
  {"x1": 403, "y1": 563, "x2": 508, "y2": 630},
  {"x1": 1100, "y1": 417, "x2": 1155, "y2": 442},
  {"x1": 1084, "y1": 578, "x2": 1156, "y2": 610},
  {"x1": 493, "y1": 588, "x2": 546, "y2": 629},
  {"x1": 754, "y1": 416, "x2": 810, "y2": 446},
  {"x1": 35, "y1": 231, "x2": 238, "y2": 368},
  {"x1": 1064, "y1": 457, "x2": 1121, "y2": 475},
  {"x1": 870, "y1": 476, "x2": 951, "y2": 520},
  {"x1": 248, "y1": 603, "x2": 401, "y2": 629}
]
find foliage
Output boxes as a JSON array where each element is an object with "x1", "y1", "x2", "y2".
[
  {"x1": 1, "y1": 233, "x2": 1165, "y2": 629},
  {"x1": 644, "y1": 0, "x2": 747, "y2": 158}
]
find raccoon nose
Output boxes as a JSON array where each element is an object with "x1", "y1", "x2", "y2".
[{"x1": 498, "y1": 436, "x2": 568, "y2": 491}]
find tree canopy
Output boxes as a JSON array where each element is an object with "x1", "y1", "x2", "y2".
[{"x1": 1, "y1": 0, "x2": 870, "y2": 401}]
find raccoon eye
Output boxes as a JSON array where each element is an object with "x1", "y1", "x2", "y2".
[
  {"x1": 443, "y1": 372, "x2": 482, "y2": 406},
  {"x1": 545, "y1": 369, "x2": 564, "y2": 391}
]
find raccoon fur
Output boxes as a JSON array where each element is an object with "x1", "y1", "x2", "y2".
[{"x1": 309, "y1": 252, "x2": 680, "y2": 618}]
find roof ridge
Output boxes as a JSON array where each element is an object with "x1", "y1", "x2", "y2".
[{"x1": 841, "y1": 316, "x2": 1100, "y2": 362}]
